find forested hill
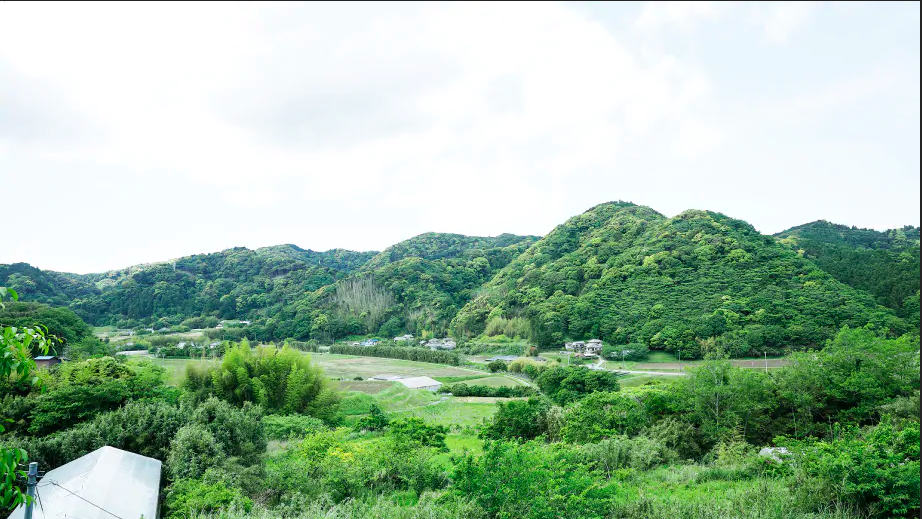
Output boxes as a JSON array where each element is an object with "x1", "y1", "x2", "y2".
[
  {"x1": 1, "y1": 206, "x2": 915, "y2": 353},
  {"x1": 0, "y1": 234, "x2": 538, "y2": 339},
  {"x1": 776, "y1": 221, "x2": 920, "y2": 324},
  {"x1": 450, "y1": 202, "x2": 907, "y2": 358},
  {"x1": 362, "y1": 232, "x2": 539, "y2": 270},
  {"x1": 0, "y1": 245, "x2": 376, "y2": 329}
]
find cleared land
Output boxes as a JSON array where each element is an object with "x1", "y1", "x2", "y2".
[{"x1": 310, "y1": 353, "x2": 481, "y2": 379}]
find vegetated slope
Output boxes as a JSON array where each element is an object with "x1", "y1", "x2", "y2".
[
  {"x1": 451, "y1": 202, "x2": 906, "y2": 358},
  {"x1": 362, "y1": 232, "x2": 539, "y2": 270},
  {"x1": 0, "y1": 234, "x2": 537, "y2": 342},
  {"x1": 1, "y1": 246, "x2": 373, "y2": 330},
  {"x1": 302, "y1": 233, "x2": 541, "y2": 340},
  {"x1": 0, "y1": 301, "x2": 92, "y2": 354},
  {"x1": 776, "y1": 221, "x2": 920, "y2": 325},
  {"x1": 0, "y1": 263, "x2": 100, "y2": 306}
]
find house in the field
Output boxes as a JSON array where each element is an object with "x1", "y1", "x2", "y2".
[
  {"x1": 564, "y1": 341, "x2": 586, "y2": 352},
  {"x1": 426, "y1": 338, "x2": 456, "y2": 350},
  {"x1": 585, "y1": 339, "x2": 603, "y2": 355},
  {"x1": 395, "y1": 376, "x2": 443, "y2": 392},
  {"x1": 394, "y1": 334, "x2": 414, "y2": 343},
  {"x1": 33, "y1": 355, "x2": 63, "y2": 369},
  {"x1": 6, "y1": 446, "x2": 161, "y2": 519},
  {"x1": 564, "y1": 339, "x2": 603, "y2": 358}
]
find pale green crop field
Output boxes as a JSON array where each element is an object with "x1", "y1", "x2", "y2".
[{"x1": 309, "y1": 353, "x2": 481, "y2": 379}]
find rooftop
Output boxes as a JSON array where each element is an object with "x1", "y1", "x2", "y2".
[
  {"x1": 396, "y1": 376, "x2": 443, "y2": 389},
  {"x1": 7, "y1": 446, "x2": 161, "y2": 519}
]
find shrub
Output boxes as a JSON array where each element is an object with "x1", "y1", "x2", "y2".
[
  {"x1": 167, "y1": 424, "x2": 225, "y2": 480},
  {"x1": 165, "y1": 474, "x2": 253, "y2": 519},
  {"x1": 353, "y1": 403, "x2": 390, "y2": 432},
  {"x1": 439, "y1": 383, "x2": 536, "y2": 398},
  {"x1": 480, "y1": 397, "x2": 551, "y2": 441},
  {"x1": 487, "y1": 360, "x2": 507, "y2": 373},
  {"x1": 778, "y1": 419, "x2": 920, "y2": 518},
  {"x1": 263, "y1": 414, "x2": 327, "y2": 440},
  {"x1": 453, "y1": 440, "x2": 616, "y2": 519}
]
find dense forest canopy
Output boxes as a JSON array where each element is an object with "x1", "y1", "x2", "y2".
[
  {"x1": 451, "y1": 203, "x2": 908, "y2": 357},
  {"x1": 776, "y1": 221, "x2": 920, "y2": 325},
  {"x1": 1, "y1": 203, "x2": 916, "y2": 353}
]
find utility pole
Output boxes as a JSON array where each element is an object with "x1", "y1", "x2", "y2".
[
  {"x1": 678, "y1": 350, "x2": 682, "y2": 373},
  {"x1": 24, "y1": 462, "x2": 37, "y2": 519},
  {"x1": 764, "y1": 351, "x2": 768, "y2": 374}
]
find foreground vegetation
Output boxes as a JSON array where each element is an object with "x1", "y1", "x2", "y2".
[{"x1": 2, "y1": 312, "x2": 918, "y2": 518}]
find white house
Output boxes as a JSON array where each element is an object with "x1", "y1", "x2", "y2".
[
  {"x1": 426, "y1": 338, "x2": 456, "y2": 350},
  {"x1": 394, "y1": 334, "x2": 414, "y2": 343},
  {"x1": 6, "y1": 446, "x2": 161, "y2": 519},
  {"x1": 395, "y1": 376, "x2": 443, "y2": 391}
]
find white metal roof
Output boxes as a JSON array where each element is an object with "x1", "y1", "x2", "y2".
[
  {"x1": 7, "y1": 446, "x2": 161, "y2": 519},
  {"x1": 396, "y1": 376, "x2": 442, "y2": 389}
]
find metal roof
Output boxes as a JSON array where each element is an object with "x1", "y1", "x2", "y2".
[
  {"x1": 33, "y1": 356, "x2": 58, "y2": 361},
  {"x1": 7, "y1": 446, "x2": 161, "y2": 519},
  {"x1": 396, "y1": 376, "x2": 443, "y2": 389}
]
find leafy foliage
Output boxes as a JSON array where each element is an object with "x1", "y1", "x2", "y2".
[
  {"x1": 776, "y1": 221, "x2": 920, "y2": 324},
  {"x1": 329, "y1": 344, "x2": 462, "y2": 365},
  {"x1": 452, "y1": 203, "x2": 906, "y2": 356},
  {"x1": 183, "y1": 341, "x2": 338, "y2": 419}
]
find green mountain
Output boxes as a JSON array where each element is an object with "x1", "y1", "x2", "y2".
[
  {"x1": 2, "y1": 207, "x2": 914, "y2": 354},
  {"x1": 450, "y1": 202, "x2": 907, "y2": 358},
  {"x1": 0, "y1": 234, "x2": 538, "y2": 342},
  {"x1": 318, "y1": 232, "x2": 540, "y2": 338},
  {"x1": 775, "y1": 221, "x2": 920, "y2": 324}
]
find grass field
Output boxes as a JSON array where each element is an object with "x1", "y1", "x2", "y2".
[
  {"x1": 310, "y1": 353, "x2": 481, "y2": 379},
  {"x1": 149, "y1": 357, "x2": 217, "y2": 385}
]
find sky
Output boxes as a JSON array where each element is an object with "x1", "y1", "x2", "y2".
[{"x1": 1, "y1": 1, "x2": 919, "y2": 274}]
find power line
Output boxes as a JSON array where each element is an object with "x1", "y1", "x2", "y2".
[{"x1": 45, "y1": 481, "x2": 126, "y2": 519}]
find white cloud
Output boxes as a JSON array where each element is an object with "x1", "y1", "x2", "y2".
[
  {"x1": 0, "y1": 1, "x2": 918, "y2": 273},
  {"x1": 635, "y1": 1, "x2": 723, "y2": 33},
  {"x1": 759, "y1": 1, "x2": 819, "y2": 44}
]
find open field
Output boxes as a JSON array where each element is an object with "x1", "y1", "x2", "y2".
[
  {"x1": 334, "y1": 380, "x2": 393, "y2": 394},
  {"x1": 310, "y1": 353, "x2": 483, "y2": 379},
  {"x1": 390, "y1": 398, "x2": 499, "y2": 428},
  {"x1": 149, "y1": 357, "x2": 217, "y2": 385}
]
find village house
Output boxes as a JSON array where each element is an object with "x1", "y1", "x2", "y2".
[
  {"x1": 33, "y1": 355, "x2": 63, "y2": 369},
  {"x1": 564, "y1": 339, "x2": 604, "y2": 358},
  {"x1": 425, "y1": 338, "x2": 456, "y2": 350},
  {"x1": 393, "y1": 334, "x2": 414, "y2": 343}
]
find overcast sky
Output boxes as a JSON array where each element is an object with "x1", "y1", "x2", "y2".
[{"x1": 1, "y1": 1, "x2": 919, "y2": 274}]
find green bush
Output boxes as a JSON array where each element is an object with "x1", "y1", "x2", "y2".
[
  {"x1": 453, "y1": 440, "x2": 616, "y2": 519},
  {"x1": 263, "y1": 414, "x2": 327, "y2": 440},
  {"x1": 167, "y1": 424, "x2": 225, "y2": 480},
  {"x1": 486, "y1": 360, "x2": 507, "y2": 372},
  {"x1": 165, "y1": 474, "x2": 253, "y2": 519},
  {"x1": 778, "y1": 419, "x2": 920, "y2": 518}
]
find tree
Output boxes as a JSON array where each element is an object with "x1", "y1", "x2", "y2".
[
  {"x1": 481, "y1": 398, "x2": 551, "y2": 441},
  {"x1": 0, "y1": 287, "x2": 50, "y2": 509},
  {"x1": 167, "y1": 424, "x2": 225, "y2": 480},
  {"x1": 487, "y1": 360, "x2": 507, "y2": 373}
]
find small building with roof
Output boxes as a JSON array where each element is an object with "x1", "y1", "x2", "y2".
[
  {"x1": 33, "y1": 355, "x2": 63, "y2": 369},
  {"x1": 395, "y1": 376, "x2": 443, "y2": 391},
  {"x1": 6, "y1": 446, "x2": 161, "y2": 519}
]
